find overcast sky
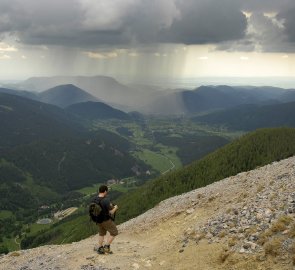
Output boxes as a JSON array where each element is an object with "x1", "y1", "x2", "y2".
[{"x1": 0, "y1": 0, "x2": 295, "y2": 84}]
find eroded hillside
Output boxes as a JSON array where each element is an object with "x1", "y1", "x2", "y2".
[{"x1": 1, "y1": 156, "x2": 295, "y2": 270}]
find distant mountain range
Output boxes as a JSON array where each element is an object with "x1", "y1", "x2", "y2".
[
  {"x1": 0, "y1": 85, "x2": 130, "y2": 121},
  {"x1": 193, "y1": 101, "x2": 295, "y2": 131},
  {"x1": 38, "y1": 84, "x2": 98, "y2": 108},
  {"x1": 10, "y1": 75, "x2": 159, "y2": 111},
  {"x1": 3, "y1": 75, "x2": 295, "y2": 116}
]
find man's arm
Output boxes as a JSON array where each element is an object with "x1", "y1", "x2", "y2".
[{"x1": 109, "y1": 205, "x2": 118, "y2": 215}]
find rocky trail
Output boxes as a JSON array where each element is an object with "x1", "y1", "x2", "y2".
[{"x1": 1, "y1": 156, "x2": 295, "y2": 270}]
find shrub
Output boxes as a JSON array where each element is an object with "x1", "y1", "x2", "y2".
[
  {"x1": 270, "y1": 221, "x2": 287, "y2": 233},
  {"x1": 264, "y1": 237, "x2": 282, "y2": 257}
]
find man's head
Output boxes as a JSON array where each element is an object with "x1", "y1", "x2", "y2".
[{"x1": 99, "y1": 185, "x2": 108, "y2": 194}]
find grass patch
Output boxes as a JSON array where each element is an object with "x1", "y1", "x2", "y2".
[
  {"x1": 0, "y1": 210, "x2": 13, "y2": 219},
  {"x1": 133, "y1": 149, "x2": 175, "y2": 173},
  {"x1": 24, "y1": 177, "x2": 60, "y2": 202},
  {"x1": 264, "y1": 237, "x2": 282, "y2": 257},
  {"x1": 2, "y1": 237, "x2": 19, "y2": 251},
  {"x1": 28, "y1": 223, "x2": 52, "y2": 235},
  {"x1": 270, "y1": 220, "x2": 287, "y2": 233}
]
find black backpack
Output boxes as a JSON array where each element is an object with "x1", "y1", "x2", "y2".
[{"x1": 89, "y1": 197, "x2": 104, "y2": 223}]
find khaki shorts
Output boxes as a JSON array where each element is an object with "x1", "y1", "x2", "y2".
[{"x1": 98, "y1": 219, "x2": 118, "y2": 236}]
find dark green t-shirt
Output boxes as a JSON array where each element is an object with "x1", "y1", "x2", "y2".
[{"x1": 97, "y1": 196, "x2": 112, "y2": 222}]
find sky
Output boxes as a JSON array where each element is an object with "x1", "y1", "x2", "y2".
[{"x1": 0, "y1": 0, "x2": 295, "y2": 86}]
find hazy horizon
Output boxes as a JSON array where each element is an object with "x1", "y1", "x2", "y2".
[{"x1": 1, "y1": 75, "x2": 295, "y2": 91}]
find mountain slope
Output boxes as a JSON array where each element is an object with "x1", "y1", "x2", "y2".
[
  {"x1": 116, "y1": 127, "x2": 295, "y2": 222},
  {"x1": 0, "y1": 93, "x2": 148, "y2": 211},
  {"x1": 0, "y1": 92, "x2": 81, "y2": 148},
  {"x1": 18, "y1": 127, "x2": 295, "y2": 252},
  {"x1": 193, "y1": 101, "x2": 295, "y2": 131},
  {"x1": 1, "y1": 155, "x2": 295, "y2": 269},
  {"x1": 3, "y1": 131, "x2": 143, "y2": 193},
  {"x1": 0, "y1": 87, "x2": 38, "y2": 100},
  {"x1": 136, "y1": 85, "x2": 289, "y2": 115},
  {"x1": 66, "y1": 101, "x2": 131, "y2": 120},
  {"x1": 38, "y1": 84, "x2": 98, "y2": 108},
  {"x1": 180, "y1": 85, "x2": 289, "y2": 114}
]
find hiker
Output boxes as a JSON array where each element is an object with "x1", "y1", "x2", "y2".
[{"x1": 94, "y1": 185, "x2": 119, "y2": 254}]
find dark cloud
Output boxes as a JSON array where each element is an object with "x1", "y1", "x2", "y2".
[
  {"x1": 278, "y1": 5, "x2": 295, "y2": 44},
  {"x1": 0, "y1": 0, "x2": 295, "y2": 53},
  {"x1": 159, "y1": 0, "x2": 247, "y2": 44},
  {"x1": 240, "y1": 0, "x2": 292, "y2": 13},
  {"x1": 0, "y1": 0, "x2": 247, "y2": 48}
]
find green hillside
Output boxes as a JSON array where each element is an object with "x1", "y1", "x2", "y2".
[
  {"x1": 3, "y1": 131, "x2": 141, "y2": 192},
  {"x1": 193, "y1": 102, "x2": 295, "y2": 131},
  {"x1": 115, "y1": 127, "x2": 295, "y2": 223},
  {"x1": 66, "y1": 101, "x2": 131, "y2": 120},
  {"x1": 0, "y1": 93, "x2": 151, "y2": 252},
  {"x1": 20, "y1": 127, "x2": 295, "y2": 250},
  {"x1": 0, "y1": 92, "x2": 81, "y2": 148}
]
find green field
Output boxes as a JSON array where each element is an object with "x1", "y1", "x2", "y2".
[
  {"x1": 78, "y1": 183, "x2": 104, "y2": 195},
  {"x1": 2, "y1": 237, "x2": 19, "y2": 251},
  {"x1": 0, "y1": 210, "x2": 13, "y2": 219},
  {"x1": 134, "y1": 149, "x2": 175, "y2": 173},
  {"x1": 29, "y1": 223, "x2": 52, "y2": 235}
]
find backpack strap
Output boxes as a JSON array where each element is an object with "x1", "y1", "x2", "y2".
[{"x1": 93, "y1": 196, "x2": 104, "y2": 205}]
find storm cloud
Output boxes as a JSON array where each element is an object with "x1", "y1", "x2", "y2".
[
  {"x1": 0, "y1": 0, "x2": 246, "y2": 48},
  {"x1": 0, "y1": 0, "x2": 294, "y2": 53},
  {"x1": 159, "y1": 0, "x2": 247, "y2": 44},
  {"x1": 279, "y1": 5, "x2": 295, "y2": 44}
]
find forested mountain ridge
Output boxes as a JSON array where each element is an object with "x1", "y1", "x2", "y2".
[
  {"x1": 66, "y1": 101, "x2": 131, "y2": 120},
  {"x1": 3, "y1": 131, "x2": 141, "y2": 193},
  {"x1": 0, "y1": 87, "x2": 38, "y2": 100},
  {"x1": 180, "y1": 85, "x2": 295, "y2": 114},
  {"x1": 0, "y1": 92, "x2": 81, "y2": 148},
  {"x1": 115, "y1": 127, "x2": 295, "y2": 223},
  {"x1": 193, "y1": 101, "x2": 295, "y2": 131}
]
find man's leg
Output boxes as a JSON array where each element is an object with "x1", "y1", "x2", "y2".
[
  {"x1": 98, "y1": 235, "x2": 104, "y2": 246},
  {"x1": 96, "y1": 223, "x2": 107, "y2": 254},
  {"x1": 104, "y1": 220, "x2": 118, "y2": 253},
  {"x1": 105, "y1": 235, "x2": 115, "y2": 245}
]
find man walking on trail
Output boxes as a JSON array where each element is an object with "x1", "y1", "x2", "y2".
[{"x1": 95, "y1": 185, "x2": 118, "y2": 254}]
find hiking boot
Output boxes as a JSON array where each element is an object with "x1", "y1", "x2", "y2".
[
  {"x1": 96, "y1": 246, "x2": 105, "y2": 254},
  {"x1": 103, "y1": 244, "x2": 113, "y2": 254}
]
